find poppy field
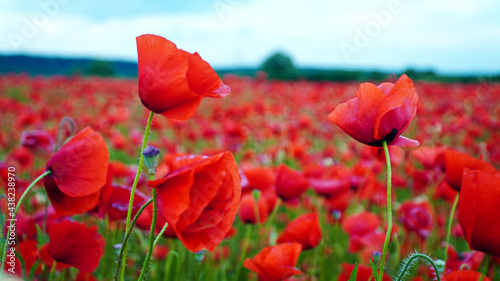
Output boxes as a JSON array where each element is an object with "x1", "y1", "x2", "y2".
[{"x1": 1, "y1": 34, "x2": 500, "y2": 281}]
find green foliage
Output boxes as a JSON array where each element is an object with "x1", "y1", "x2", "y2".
[
  {"x1": 87, "y1": 60, "x2": 115, "y2": 77},
  {"x1": 261, "y1": 52, "x2": 298, "y2": 80}
]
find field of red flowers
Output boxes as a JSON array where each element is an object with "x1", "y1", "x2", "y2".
[{"x1": 1, "y1": 35, "x2": 500, "y2": 281}]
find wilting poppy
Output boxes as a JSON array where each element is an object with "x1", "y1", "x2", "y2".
[
  {"x1": 43, "y1": 127, "x2": 109, "y2": 216},
  {"x1": 244, "y1": 242, "x2": 302, "y2": 281},
  {"x1": 137, "y1": 34, "x2": 230, "y2": 121},
  {"x1": 328, "y1": 74, "x2": 419, "y2": 147},
  {"x1": 274, "y1": 164, "x2": 309, "y2": 201},
  {"x1": 338, "y1": 264, "x2": 391, "y2": 281},
  {"x1": 459, "y1": 168, "x2": 500, "y2": 257},
  {"x1": 149, "y1": 151, "x2": 241, "y2": 252},
  {"x1": 444, "y1": 149, "x2": 494, "y2": 191},
  {"x1": 276, "y1": 212, "x2": 322, "y2": 250},
  {"x1": 41, "y1": 220, "x2": 104, "y2": 272},
  {"x1": 444, "y1": 270, "x2": 491, "y2": 281}
]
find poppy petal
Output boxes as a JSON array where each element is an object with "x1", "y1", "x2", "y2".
[
  {"x1": 374, "y1": 74, "x2": 418, "y2": 140},
  {"x1": 389, "y1": 135, "x2": 419, "y2": 148},
  {"x1": 47, "y1": 127, "x2": 109, "y2": 197},
  {"x1": 44, "y1": 176, "x2": 100, "y2": 216},
  {"x1": 329, "y1": 83, "x2": 385, "y2": 144},
  {"x1": 185, "y1": 52, "x2": 230, "y2": 98}
]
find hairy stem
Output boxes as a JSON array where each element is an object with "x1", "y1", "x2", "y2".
[
  {"x1": 396, "y1": 253, "x2": 441, "y2": 281},
  {"x1": 114, "y1": 198, "x2": 153, "y2": 281},
  {"x1": 120, "y1": 110, "x2": 154, "y2": 280},
  {"x1": 378, "y1": 141, "x2": 393, "y2": 281}
]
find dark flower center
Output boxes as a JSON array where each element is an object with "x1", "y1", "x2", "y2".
[{"x1": 368, "y1": 128, "x2": 398, "y2": 147}]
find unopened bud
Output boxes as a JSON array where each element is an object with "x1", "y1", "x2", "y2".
[
  {"x1": 252, "y1": 189, "x2": 261, "y2": 201},
  {"x1": 143, "y1": 145, "x2": 160, "y2": 173},
  {"x1": 194, "y1": 250, "x2": 205, "y2": 263},
  {"x1": 372, "y1": 251, "x2": 382, "y2": 263},
  {"x1": 434, "y1": 259, "x2": 445, "y2": 274}
]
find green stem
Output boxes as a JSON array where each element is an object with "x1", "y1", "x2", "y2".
[
  {"x1": 443, "y1": 193, "x2": 459, "y2": 267},
  {"x1": 396, "y1": 253, "x2": 441, "y2": 281},
  {"x1": 479, "y1": 254, "x2": 491, "y2": 281},
  {"x1": 114, "y1": 197, "x2": 153, "y2": 281},
  {"x1": 48, "y1": 261, "x2": 57, "y2": 281},
  {"x1": 1, "y1": 170, "x2": 51, "y2": 272},
  {"x1": 379, "y1": 141, "x2": 392, "y2": 281},
  {"x1": 164, "y1": 243, "x2": 178, "y2": 281},
  {"x1": 234, "y1": 224, "x2": 253, "y2": 280},
  {"x1": 137, "y1": 189, "x2": 158, "y2": 281},
  {"x1": 120, "y1": 110, "x2": 154, "y2": 280}
]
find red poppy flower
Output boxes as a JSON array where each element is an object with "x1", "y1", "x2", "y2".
[
  {"x1": 445, "y1": 244, "x2": 483, "y2": 275},
  {"x1": 276, "y1": 212, "x2": 322, "y2": 250},
  {"x1": 149, "y1": 151, "x2": 241, "y2": 252},
  {"x1": 137, "y1": 34, "x2": 230, "y2": 121},
  {"x1": 341, "y1": 211, "x2": 382, "y2": 253},
  {"x1": 328, "y1": 74, "x2": 419, "y2": 147},
  {"x1": 444, "y1": 149, "x2": 494, "y2": 191},
  {"x1": 76, "y1": 271, "x2": 98, "y2": 281},
  {"x1": 43, "y1": 127, "x2": 109, "y2": 216},
  {"x1": 97, "y1": 184, "x2": 148, "y2": 220},
  {"x1": 444, "y1": 270, "x2": 491, "y2": 281},
  {"x1": 239, "y1": 192, "x2": 269, "y2": 224},
  {"x1": 342, "y1": 211, "x2": 380, "y2": 236},
  {"x1": 397, "y1": 199, "x2": 434, "y2": 238},
  {"x1": 459, "y1": 168, "x2": 500, "y2": 257},
  {"x1": 21, "y1": 129, "x2": 55, "y2": 152},
  {"x1": 41, "y1": 220, "x2": 104, "y2": 272},
  {"x1": 338, "y1": 264, "x2": 391, "y2": 281},
  {"x1": 244, "y1": 242, "x2": 302, "y2": 281},
  {"x1": 274, "y1": 164, "x2": 309, "y2": 201}
]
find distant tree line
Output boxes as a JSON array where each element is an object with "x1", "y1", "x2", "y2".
[{"x1": 1, "y1": 54, "x2": 499, "y2": 83}]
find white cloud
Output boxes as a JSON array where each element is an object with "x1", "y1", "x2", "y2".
[{"x1": 0, "y1": 0, "x2": 499, "y2": 73}]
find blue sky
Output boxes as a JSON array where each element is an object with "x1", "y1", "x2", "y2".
[{"x1": 1, "y1": 0, "x2": 500, "y2": 74}]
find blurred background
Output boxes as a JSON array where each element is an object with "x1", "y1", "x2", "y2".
[{"x1": 1, "y1": 0, "x2": 499, "y2": 81}]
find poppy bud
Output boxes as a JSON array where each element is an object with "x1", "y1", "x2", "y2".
[
  {"x1": 372, "y1": 251, "x2": 382, "y2": 263},
  {"x1": 434, "y1": 259, "x2": 445, "y2": 274},
  {"x1": 142, "y1": 145, "x2": 160, "y2": 175},
  {"x1": 194, "y1": 250, "x2": 205, "y2": 263},
  {"x1": 252, "y1": 189, "x2": 261, "y2": 201}
]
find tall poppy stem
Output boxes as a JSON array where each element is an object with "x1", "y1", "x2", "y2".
[
  {"x1": 1, "y1": 170, "x2": 51, "y2": 272},
  {"x1": 137, "y1": 188, "x2": 158, "y2": 281},
  {"x1": 120, "y1": 110, "x2": 155, "y2": 281},
  {"x1": 379, "y1": 141, "x2": 392, "y2": 281},
  {"x1": 114, "y1": 198, "x2": 153, "y2": 281},
  {"x1": 443, "y1": 193, "x2": 459, "y2": 267}
]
